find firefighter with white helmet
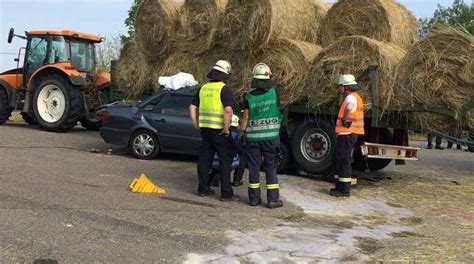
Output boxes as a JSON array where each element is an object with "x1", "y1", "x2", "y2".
[
  {"x1": 189, "y1": 60, "x2": 240, "y2": 202},
  {"x1": 240, "y1": 63, "x2": 283, "y2": 208},
  {"x1": 330, "y1": 74, "x2": 365, "y2": 197}
]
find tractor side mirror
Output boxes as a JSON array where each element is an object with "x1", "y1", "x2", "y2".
[
  {"x1": 14, "y1": 58, "x2": 19, "y2": 62},
  {"x1": 8, "y1": 28, "x2": 14, "y2": 43}
]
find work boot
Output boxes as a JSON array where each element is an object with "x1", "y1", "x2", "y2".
[
  {"x1": 267, "y1": 200, "x2": 283, "y2": 209},
  {"x1": 249, "y1": 200, "x2": 261, "y2": 206},
  {"x1": 329, "y1": 182, "x2": 350, "y2": 197},
  {"x1": 435, "y1": 145, "x2": 444, "y2": 150},
  {"x1": 198, "y1": 189, "x2": 216, "y2": 197},
  {"x1": 329, "y1": 189, "x2": 350, "y2": 197},
  {"x1": 232, "y1": 181, "x2": 243, "y2": 187},
  {"x1": 220, "y1": 195, "x2": 241, "y2": 202},
  {"x1": 427, "y1": 144, "x2": 433, "y2": 149}
]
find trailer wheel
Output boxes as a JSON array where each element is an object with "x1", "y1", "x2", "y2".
[
  {"x1": 0, "y1": 88, "x2": 12, "y2": 125},
  {"x1": 33, "y1": 74, "x2": 82, "y2": 132},
  {"x1": 277, "y1": 142, "x2": 291, "y2": 173},
  {"x1": 353, "y1": 128, "x2": 393, "y2": 172},
  {"x1": 20, "y1": 112, "x2": 38, "y2": 125},
  {"x1": 291, "y1": 119, "x2": 335, "y2": 174}
]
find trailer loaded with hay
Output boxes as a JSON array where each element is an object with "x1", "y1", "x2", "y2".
[{"x1": 110, "y1": 0, "x2": 473, "y2": 175}]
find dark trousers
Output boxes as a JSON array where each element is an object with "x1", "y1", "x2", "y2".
[
  {"x1": 246, "y1": 139, "x2": 280, "y2": 203},
  {"x1": 332, "y1": 134, "x2": 358, "y2": 191},
  {"x1": 197, "y1": 128, "x2": 235, "y2": 198},
  {"x1": 233, "y1": 140, "x2": 247, "y2": 183},
  {"x1": 427, "y1": 133, "x2": 442, "y2": 148}
]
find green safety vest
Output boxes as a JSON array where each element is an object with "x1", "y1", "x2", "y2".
[
  {"x1": 246, "y1": 88, "x2": 282, "y2": 141},
  {"x1": 198, "y1": 82, "x2": 225, "y2": 129}
]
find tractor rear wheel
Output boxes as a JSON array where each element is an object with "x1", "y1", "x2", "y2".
[
  {"x1": 0, "y1": 88, "x2": 12, "y2": 124},
  {"x1": 33, "y1": 74, "x2": 83, "y2": 132}
]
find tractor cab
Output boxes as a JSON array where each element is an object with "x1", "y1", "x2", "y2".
[{"x1": 8, "y1": 28, "x2": 102, "y2": 85}]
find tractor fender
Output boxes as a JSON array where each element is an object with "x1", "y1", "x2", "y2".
[
  {"x1": 0, "y1": 80, "x2": 14, "y2": 107},
  {"x1": 27, "y1": 64, "x2": 86, "y2": 91}
]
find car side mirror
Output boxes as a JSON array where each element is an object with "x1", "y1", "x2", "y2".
[
  {"x1": 142, "y1": 104, "x2": 155, "y2": 112},
  {"x1": 14, "y1": 58, "x2": 19, "y2": 62}
]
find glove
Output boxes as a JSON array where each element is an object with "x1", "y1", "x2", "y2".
[{"x1": 342, "y1": 119, "x2": 352, "y2": 128}]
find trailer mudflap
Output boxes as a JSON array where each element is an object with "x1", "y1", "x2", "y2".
[{"x1": 360, "y1": 142, "x2": 421, "y2": 161}]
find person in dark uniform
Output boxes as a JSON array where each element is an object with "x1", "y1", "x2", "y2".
[
  {"x1": 240, "y1": 63, "x2": 283, "y2": 209},
  {"x1": 189, "y1": 60, "x2": 240, "y2": 202},
  {"x1": 330, "y1": 74, "x2": 365, "y2": 197},
  {"x1": 427, "y1": 133, "x2": 443, "y2": 150}
]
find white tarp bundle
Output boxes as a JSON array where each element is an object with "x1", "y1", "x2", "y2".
[{"x1": 158, "y1": 72, "x2": 198, "y2": 90}]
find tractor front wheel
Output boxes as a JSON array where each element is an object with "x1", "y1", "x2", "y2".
[{"x1": 33, "y1": 74, "x2": 82, "y2": 132}]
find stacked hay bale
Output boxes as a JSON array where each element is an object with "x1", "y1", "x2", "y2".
[
  {"x1": 180, "y1": 0, "x2": 228, "y2": 53},
  {"x1": 395, "y1": 27, "x2": 474, "y2": 130},
  {"x1": 305, "y1": 36, "x2": 406, "y2": 110},
  {"x1": 115, "y1": 40, "x2": 154, "y2": 98},
  {"x1": 134, "y1": 0, "x2": 183, "y2": 63},
  {"x1": 247, "y1": 39, "x2": 323, "y2": 105},
  {"x1": 216, "y1": 0, "x2": 329, "y2": 54},
  {"x1": 317, "y1": 0, "x2": 416, "y2": 49}
]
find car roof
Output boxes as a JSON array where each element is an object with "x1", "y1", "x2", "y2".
[{"x1": 161, "y1": 85, "x2": 199, "y2": 96}]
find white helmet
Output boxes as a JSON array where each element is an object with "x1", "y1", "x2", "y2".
[
  {"x1": 336, "y1": 74, "x2": 358, "y2": 86},
  {"x1": 231, "y1": 114, "x2": 240, "y2": 127},
  {"x1": 212, "y1": 60, "x2": 231, "y2": 75},
  {"x1": 252, "y1": 63, "x2": 272, "y2": 79}
]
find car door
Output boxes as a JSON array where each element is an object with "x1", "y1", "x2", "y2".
[{"x1": 148, "y1": 94, "x2": 201, "y2": 155}]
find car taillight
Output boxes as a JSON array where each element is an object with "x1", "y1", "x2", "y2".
[{"x1": 102, "y1": 111, "x2": 110, "y2": 124}]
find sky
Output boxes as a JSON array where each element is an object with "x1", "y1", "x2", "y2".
[{"x1": 0, "y1": 0, "x2": 458, "y2": 72}]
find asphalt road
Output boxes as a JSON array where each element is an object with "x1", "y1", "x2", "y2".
[{"x1": 0, "y1": 121, "x2": 472, "y2": 263}]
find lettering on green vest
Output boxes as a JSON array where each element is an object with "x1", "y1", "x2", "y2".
[{"x1": 246, "y1": 88, "x2": 282, "y2": 141}]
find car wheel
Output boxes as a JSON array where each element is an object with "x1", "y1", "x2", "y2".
[{"x1": 129, "y1": 130, "x2": 160, "y2": 160}]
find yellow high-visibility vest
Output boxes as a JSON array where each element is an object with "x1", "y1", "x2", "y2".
[{"x1": 198, "y1": 82, "x2": 225, "y2": 129}]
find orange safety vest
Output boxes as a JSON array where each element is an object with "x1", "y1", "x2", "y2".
[{"x1": 335, "y1": 92, "x2": 365, "y2": 135}]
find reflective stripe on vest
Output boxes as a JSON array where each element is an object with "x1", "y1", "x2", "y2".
[
  {"x1": 338, "y1": 177, "x2": 352, "y2": 183},
  {"x1": 246, "y1": 88, "x2": 282, "y2": 142},
  {"x1": 335, "y1": 92, "x2": 365, "y2": 135},
  {"x1": 198, "y1": 82, "x2": 225, "y2": 129}
]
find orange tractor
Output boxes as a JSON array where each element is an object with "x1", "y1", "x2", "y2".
[{"x1": 0, "y1": 28, "x2": 110, "y2": 131}]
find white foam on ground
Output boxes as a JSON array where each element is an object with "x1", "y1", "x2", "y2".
[{"x1": 184, "y1": 182, "x2": 411, "y2": 263}]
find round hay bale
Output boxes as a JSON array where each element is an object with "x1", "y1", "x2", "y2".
[
  {"x1": 196, "y1": 45, "x2": 251, "y2": 101},
  {"x1": 216, "y1": 0, "x2": 328, "y2": 54},
  {"x1": 134, "y1": 0, "x2": 182, "y2": 63},
  {"x1": 246, "y1": 39, "x2": 323, "y2": 105},
  {"x1": 155, "y1": 51, "x2": 201, "y2": 82},
  {"x1": 306, "y1": 36, "x2": 406, "y2": 110},
  {"x1": 395, "y1": 27, "x2": 474, "y2": 113},
  {"x1": 317, "y1": 0, "x2": 416, "y2": 49},
  {"x1": 116, "y1": 40, "x2": 154, "y2": 98},
  {"x1": 304, "y1": 0, "x2": 332, "y2": 43},
  {"x1": 181, "y1": 0, "x2": 228, "y2": 54}
]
